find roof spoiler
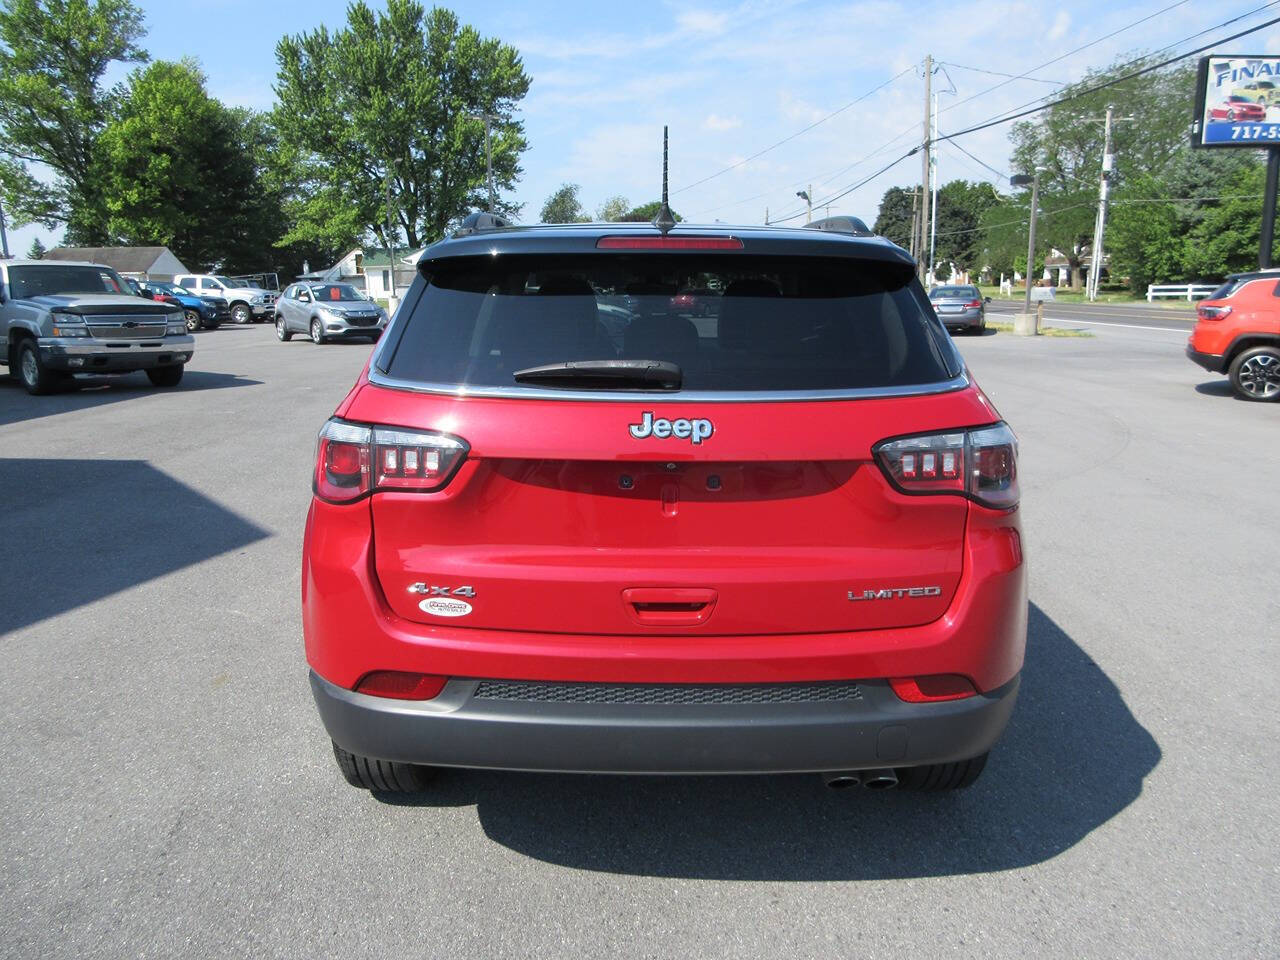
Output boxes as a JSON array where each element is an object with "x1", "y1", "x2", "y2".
[
  {"x1": 805, "y1": 215, "x2": 874, "y2": 237},
  {"x1": 453, "y1": 211, "x2": 515, "y2": 237}
]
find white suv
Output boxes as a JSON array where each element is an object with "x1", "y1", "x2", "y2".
[{"x1": 174, "y1": 274, "x2": 278, "y2": 325}]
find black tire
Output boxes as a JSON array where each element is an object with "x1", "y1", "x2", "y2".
[
  {"x1": 311, "y1": 318, "x2": 325, "y2": 344},
  {"x1": 895, "y1": 752, "x2": 988, "y2": 791},
  {"x1": 332, "y1": 741, "x2": 436, "y2": 792},
  {"x1": 231, "y1": 303, "x2": 252, "y2": 325},
  {"x1": 146, "y1": 365, "x2": 184, "y2": 388},
  {"x1": 15, "y1": 338, "x2": 63, "y2": 395},
  {"x1": 275, "y1": 314, "x2": 292, "y2": 341},
  {"x1": 1228, "y1": 345, "x2": 1280, "y2": 402},
  {"x1": 184, "y1": 309, "x2": 202, "y2": 332},
  {"x1": 1227, "y1": 109, "x2": 1236, "y2": 122}
]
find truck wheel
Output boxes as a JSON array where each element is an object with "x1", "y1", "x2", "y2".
[
  {"x1": 184, "y1": 309, "x2": 202, "y2": 332},
  {"x1": 895, "y1": 752, "x2": 988, "y2": 791},
  {"x1": 332, "y1": 741, "x2": 436, "y2": 792},
  {"x1": 1228, "y1": 346, "x2": 1280, "y2": 401},
  {"x1": 16, "y1": 339, "x2": 63, "y2": 395},
  {"x1": 231, "y1": 303, "x2": 251, "y2": 325},
  {"x1": 146, "y1": 365, "x2": 184, "y2": 388}
]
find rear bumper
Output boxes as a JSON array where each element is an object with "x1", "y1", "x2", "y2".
[
  {"x1": 312, "y1": 670, "x2": 1019, "y2": 774},
  {"x1": 38, "y1": 337, "x2": 193, "y2": 372},
  {"x1": 1186, "y1": 342, "x2": 1226, "y2": 374},
  {"x1": 940, "y1": 309, "x2": 983, "y2": 327}
]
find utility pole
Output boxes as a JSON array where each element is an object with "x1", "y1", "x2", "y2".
[
  {"x1": 0, "y1": 200, "x2": 9, "y2": 258},
  {"x1": 1023, "y1": 170, "x2": 1043, "y2": 316},
  {"x1": 765, "y1": 206, "x2": 769, "y2": 225},
  {"x1": 928, "y1": 89, "x2": 939, "y2": 285},
  {"x1": 467, "y1": 113, "x2": 496, "y2": 211},
  {"x1": 909, "y1": 188, "x2": 920, "y2": 260},
  {"x1": 1087, "y1": 106, "x2": 1114, "y2": 301},
  {"x1": 918, "y1": 54, "x2": 932, "y2": 284},
  {"x1": 385, "y1": 171, "x2": 399, "y2": 311}
]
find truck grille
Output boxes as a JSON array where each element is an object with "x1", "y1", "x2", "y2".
[
  {"x1": 84, "y1": 315, "x2": 170, "y2": 339},
  {"x1": 472, "y1": 679, "x2": 864, "y2": 705}
]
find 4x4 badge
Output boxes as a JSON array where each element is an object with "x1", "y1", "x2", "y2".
[{"x1": 628, "y1": 412, "x2": 713, "y2": 445}]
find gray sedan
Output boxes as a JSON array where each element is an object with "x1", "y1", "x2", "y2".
[
  {"x1": 274, "y1": 283, "x2": 388, "y2": 344},
  {"x1": 929, "y1": 284, "x2": 988, "y2": 333}
]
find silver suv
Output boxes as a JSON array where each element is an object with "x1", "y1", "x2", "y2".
[
  {"x1": 1, "y1": 260, "x2": 194, "y2": 394},
  {"x1": 274, "y1": 282, "x2": 388, "y2": 344}
]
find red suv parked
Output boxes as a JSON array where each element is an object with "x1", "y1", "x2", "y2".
[
  {"x1": 304, "y1": 220, "x2": 1027, "y2": 793},
  {"x1": 1187, "y1": 271, "x2": 1280, "y2": 401}
]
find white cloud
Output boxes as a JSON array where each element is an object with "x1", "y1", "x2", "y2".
[
  {"x1": 676, "y1": 10, "x2": 730, "y2": 34},
  {"x1": 703, "y1": 113, "x2": 742, "y2": 132},
  {"x1": 1048, "y1": 11, "x2": 1071, "y2": 42}
]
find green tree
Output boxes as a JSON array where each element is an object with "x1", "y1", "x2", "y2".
[
  {"x1": 596, "y1": 195, "x2": 628, "y2": 222},
  {"x1": 620, "y1": 200, "x2": 681, "y2": 222},
  {"x1": 873, "y1": 185, "x2": 917, "y2": 250},
  {"x1": 25, "y1": 237, "x2": 45, "y2": 259},
  {"x1": 0, "y1": 0, "x2": 147, "y2": 235},
  {"x1": 1008, "y1": 57, "x2": 1197, "y2": 288},
  {"x1": 540, "y1": 182, "x2": 588, "y2": 223},
  {"x1": 274, "y1": 0, "x2": 530, "y2": 250},
  {"x1": 1184, "y1": 163, "x2": 1269, "y2": 281},
  {"x1": 934, "y1": 180, "x2": 999, "y2": 272},
  {"x1": 94, "y1": 60, "x2": 275, "y2": 272}
]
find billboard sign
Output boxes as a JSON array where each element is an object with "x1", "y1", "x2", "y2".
[{"x1": 1193, "y1": 56, "x2": 1280, "y2": 147}]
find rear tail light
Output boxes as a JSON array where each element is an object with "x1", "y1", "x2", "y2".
[
  {"x1": 354, "y1": 670, "x2": 448, "y2": 700},
  {"x1": 874, "y1": 422, "x2": 1018, "y2": 509},
  {"x1": 1196, "y1": 305, "x2": 1231, "y2": 320},
  {"x1": 966, "y1": 299, "x2": 982, "y2": 308},
  {"x1": 314, "y1": 419, "x2": 468, "y2": 503},
  {"x1": 889, "y1": 674, "x2": 977, "y2": 702}
]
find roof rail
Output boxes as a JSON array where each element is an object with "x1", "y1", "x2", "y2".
[
  {"x1": 453, "y1": 211, "x2": 515, "y2": 237},
  {"x1": 805, "y1": 215, "x2": 874, "y2": 237}
]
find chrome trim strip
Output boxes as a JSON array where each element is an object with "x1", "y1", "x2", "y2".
[{"x1": 364, "y1": 367, "x2": 971, "y2": 403}]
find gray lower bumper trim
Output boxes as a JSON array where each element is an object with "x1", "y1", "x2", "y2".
[{"x1": 311, "y1": 671, "x2": 1019, "y2": 775}]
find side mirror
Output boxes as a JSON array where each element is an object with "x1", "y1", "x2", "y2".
[{"x1": 984, "y1": 296, "x2": 992, "y2": 303}]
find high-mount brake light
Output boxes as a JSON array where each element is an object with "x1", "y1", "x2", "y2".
[
  {"x1": 1196, "y1": 304, "x2": 1231, "y2": 320},
  {"x1": 595, "y1": 236, "x2": 744, "y2": 250},
  {"x1": 313, "y1": 419, "x2": 468, "y2": 502},
  {"x1": 875, "y1": 422, "x2": 1019, "y2": 509}
]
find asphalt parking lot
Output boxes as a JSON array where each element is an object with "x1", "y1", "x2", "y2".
[{"x1": 2, "y1": 319, "x2": 1277, "y2": 958}]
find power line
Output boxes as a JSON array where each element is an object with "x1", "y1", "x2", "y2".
[
  {"x1": 935, "y1": 11, "x2": 1280, "y2": 147},
  {"x1": 938, "y1": 61, "x2": 1065, "y2": 86},
  {"x1": 671, "y1": 65, "x2": 915, "y2": 196},
  {"x1": 938, "y1": 0, "x2": 1194, "y2": 117},
  {"x1": 769, "y1": 148, "x2": 920, "y2": 224}
]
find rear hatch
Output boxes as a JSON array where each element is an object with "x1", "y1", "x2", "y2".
[{"x1": 352, "y1": 242, "x2": 987, "y2": 636}]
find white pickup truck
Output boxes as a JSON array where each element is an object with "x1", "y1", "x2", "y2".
[{"x1": 173, "y1": 273, "x2": 279, "y2": 325}]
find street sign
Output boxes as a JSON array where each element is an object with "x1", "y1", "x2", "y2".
[{"x1": 1192, "y1": 55, "x2": 1280, "y2": 148}]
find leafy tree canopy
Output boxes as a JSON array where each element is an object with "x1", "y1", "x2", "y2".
[
  {"x1": 596, "y1": 195, "x2": 629, "y2": 222},
  {"x1": 619, "y1": 200, "x2": 681, "y2": 222},
  {"x1": 539, "y1": 182, "x2": 588, "y2": 223},
  {"x1": 274, "y1": 0, "x2": 530, "y2": 250}
]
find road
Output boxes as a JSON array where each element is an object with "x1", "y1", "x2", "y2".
[
  {"x1": 986, "y1": 297, "x2": 1198, "y2": 332},
  {"x1": 1, "y1": 321, "x2": 1277, "y2": 959}
]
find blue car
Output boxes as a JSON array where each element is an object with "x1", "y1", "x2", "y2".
[{"x1": 140, "y1": 280, "x2": 231, "y2": 331}]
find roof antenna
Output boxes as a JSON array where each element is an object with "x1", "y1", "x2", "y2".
[{"x1": 652, "y1": 125, "x2": 676, "y2": 235}]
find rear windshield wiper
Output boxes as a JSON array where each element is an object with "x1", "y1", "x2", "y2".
[{"x1": 513, "y1": 359, "x2": 682, "y2": 391}]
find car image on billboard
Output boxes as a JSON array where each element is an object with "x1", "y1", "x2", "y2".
[{"x1": 1196, "y1": 56, "x2": 1280, "y2": 146}]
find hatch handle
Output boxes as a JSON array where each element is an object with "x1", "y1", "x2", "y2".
[{"x1": 622, "y1": 588, "x2": 718, "y2": 626}]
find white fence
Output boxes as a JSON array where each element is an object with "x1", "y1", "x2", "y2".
[{"x1": 1146, "y1": 283, "x2": 1218, "y2": 302}]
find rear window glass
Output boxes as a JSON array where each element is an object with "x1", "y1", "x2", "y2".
[
  {"x1": 931, "y1": 286, "x2": 977, "y2": 299},
  {"x1": 382, "y1": 254, "x2": 957, "y2": 392},
  {"x1": 1207, "y1": 279, "x2": 1248, "y2": 300}
]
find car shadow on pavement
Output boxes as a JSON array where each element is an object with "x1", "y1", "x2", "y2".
[
  {"x1": 1192, "y1": 380, "x2": 1236, "y2": 399},
  {"x1": 0, "y1": 458, "x2": 269, "y2": 634},
  {"x1": 375, "y1": 602, "x2": 1160, "y2": 880},
  {"x1": 0, "y1": 370, "x2": 262, "y2": 427}
]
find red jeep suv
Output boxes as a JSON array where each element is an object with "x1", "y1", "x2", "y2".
[
  {"x1": 1186, "y1": 271, "x2": 1280, "y2": 401},
  {"x1": 303, "y1": 220, "x2": 1027, "y2": 792}
]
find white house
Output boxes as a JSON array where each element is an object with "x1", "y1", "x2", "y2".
[{"x1": 299, "y1": 246, "x2": 423, "y2": 303}]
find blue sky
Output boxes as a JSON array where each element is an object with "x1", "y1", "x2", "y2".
[{"x1": 8, "y1": 0, "x2": 1280, "y2": 259}]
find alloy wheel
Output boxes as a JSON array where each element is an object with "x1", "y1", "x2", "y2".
[
  {"x1": 1238, "y1": 353, "x2": 1280, "y2": 399},
  {"x1": 20, "y1": 347, "x2": 38, "y2": 387}
]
